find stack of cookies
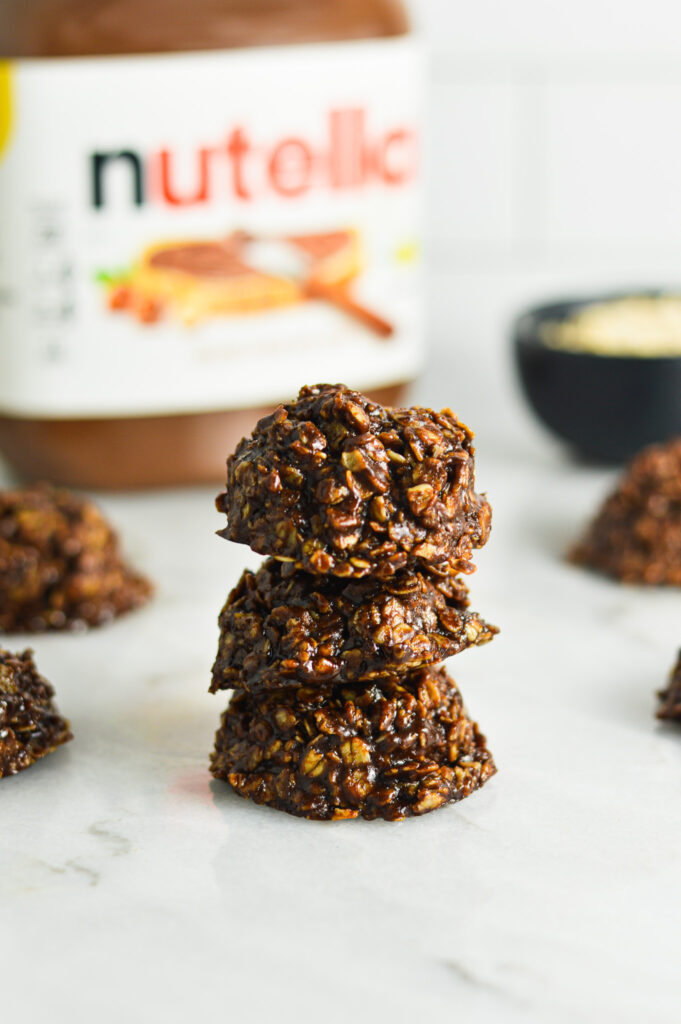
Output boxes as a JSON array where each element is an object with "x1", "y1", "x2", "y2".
[{"x1": 210, "y1": 384, "x2": 498, "y2": 821}]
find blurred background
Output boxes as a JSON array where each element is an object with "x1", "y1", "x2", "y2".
[
  {"x1": 415, "y1": 0, "x2": 681, "y2": 452},
  {"x1": 6, "y1": 0, "x2": 681, "y2": 476}
]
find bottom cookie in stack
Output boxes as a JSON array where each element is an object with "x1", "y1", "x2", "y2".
[
  {"x1": 210, "y1": 664, "x2": 495, "y2": 821},
  {"x1": 0, "y1": 648, "x2": 72, "y2": 778}
]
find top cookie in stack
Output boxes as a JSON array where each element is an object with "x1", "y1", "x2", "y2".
[{"x1": 217, "y1": 382, "x2": 492, "y2": 580}]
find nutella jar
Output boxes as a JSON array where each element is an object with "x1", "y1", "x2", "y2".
[{"x1": 0, "y1": 1, "x2": 424, "y2": 488}]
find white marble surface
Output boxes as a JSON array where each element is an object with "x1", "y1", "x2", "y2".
[{"x1": 3, "y1": 352, "x2": 681, "y2": 1024}]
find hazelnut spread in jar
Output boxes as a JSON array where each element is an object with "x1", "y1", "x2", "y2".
[{"x1": 0, "y1": 1, "x2": 424, "y2": 488}]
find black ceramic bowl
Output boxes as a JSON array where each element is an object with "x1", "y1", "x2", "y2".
[{"x1": 513, "y1": 291, "x2": 681, "y2": 462}]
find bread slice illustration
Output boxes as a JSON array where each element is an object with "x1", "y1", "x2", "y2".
[{"x1": 109, "y1": 229, "x2": 363, "y2": 326}]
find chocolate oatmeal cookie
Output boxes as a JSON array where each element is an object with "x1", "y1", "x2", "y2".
[
  {"x1": 658, "y1": 650, "x2": 681, "y2": 721},
  {"x1": 0, "y1": 648, "x2": 72, "y2": 778},
  {"x1": 211, "y1": 665, "x2": 496, "y2": 821},
  {"x1": 211, "y1": 557, "x2": 497, "y2": 692},
  {"x1": 0, "y1": 484, "x2": 153, "y2": 631},
  {"x1": 217, "y1": 383, "x2": 491, "y2": 579},
  {"x1": 570, "y1": 438, "x2": 681, "y2": 585}
]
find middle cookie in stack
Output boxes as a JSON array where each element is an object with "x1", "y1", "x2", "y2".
[{"x1": 210, "y1": 383, "x2": 498, "y2": 821}]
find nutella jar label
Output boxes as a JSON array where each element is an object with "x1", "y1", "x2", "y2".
[{"x1": 0, "y1": 39, "x2": 424, "y2": 418}]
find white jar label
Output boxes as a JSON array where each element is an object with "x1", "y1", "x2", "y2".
[{"x1": 0, "y1": 38, "x2": 424, "y2": 418}]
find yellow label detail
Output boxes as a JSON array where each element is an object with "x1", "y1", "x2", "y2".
[
  {"x1": 395, "y1": 239, "x2": 420, "y2": 265},
  {"x1": 0, "y1": 62, "x2": 14, "y2": 160}
]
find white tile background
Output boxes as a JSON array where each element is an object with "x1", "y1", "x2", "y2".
[
  {"x1": 408, "y1": 0, "x2": 681, "y2": 453},
  {"x1": 417, "y1": 0, "x2": 681, "y2": 265}
]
